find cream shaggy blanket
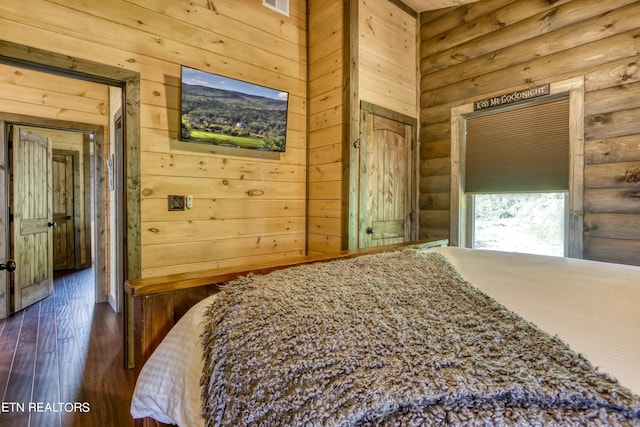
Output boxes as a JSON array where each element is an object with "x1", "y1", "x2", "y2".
[{"x1": 200, "y1": 249, "x2": 640, "y2": 426}]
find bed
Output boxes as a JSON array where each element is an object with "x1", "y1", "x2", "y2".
[{"x1": 128, "y1": 244, "x2": 640, "y2": 426}]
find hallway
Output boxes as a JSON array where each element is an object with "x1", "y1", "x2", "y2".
[{"x1": 0, "y1": 268, "x2": 134, "y2": 426}]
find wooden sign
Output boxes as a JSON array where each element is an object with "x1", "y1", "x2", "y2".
[{"x1": 474, "y1": 84, "x2": 550, "y2": 111}]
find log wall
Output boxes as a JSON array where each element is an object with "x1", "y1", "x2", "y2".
[{"x1": 419, "y1": 0, "x2": 640, "y2": 265}]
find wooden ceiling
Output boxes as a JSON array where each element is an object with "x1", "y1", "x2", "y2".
[{"x1": 402, "y1": 0, "x2": 481, "y2": 12}]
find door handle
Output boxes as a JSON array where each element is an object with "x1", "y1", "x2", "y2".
[
  {"x1": 366, "y1": 227, "x2": 374, "y2": 235},
  {"x1": 66, "y1": 215, "x2": 72, "y2": 220},
  {"x1": 48, "y1": 221, "x2": 57, "y2": 228},
  {"x1": 0, "y1": 260, "x2": 16, "y2": 272}
]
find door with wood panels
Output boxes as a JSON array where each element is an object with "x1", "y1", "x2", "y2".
[
  {"x1": 52, "y1": 151, "x2": 76, "y2": 270},
  {"x1": 359, "y1": 103, "x2": 417, "y2": 248},
  {"x1": 11, "y1": 126, "x2": 54, "y2": 312}
]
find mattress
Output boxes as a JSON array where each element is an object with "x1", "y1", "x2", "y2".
[{"x1": 130, "y1": 247, "x2": 640, "y2": 425}]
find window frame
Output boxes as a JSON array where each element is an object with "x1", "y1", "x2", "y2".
[{"x1": 450, "y1": 78, "x2": 584, "y2": 258}]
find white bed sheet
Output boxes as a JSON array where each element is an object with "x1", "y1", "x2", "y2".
[
  {"x1": 130, "y1": 248, "x2": 640, "y2": 425},
  {"x1": 430, "y1": 247, "x2": 640, "y2": 394},
  {"x1": 130, "y1": 295, "x2": 214, "y2": 426}
]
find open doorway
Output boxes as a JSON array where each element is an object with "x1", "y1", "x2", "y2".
[
  {"x1": 0, "y1": 77, "x2": 137, "y2": 422},
  {"x1": 0, "y1": 40, "x2": 141, "y2": 367},
  {"x1": 2, "y1": 119, "x2": 112, "y2": 315},
  {"x1": 0, "y1": 58, "x2": 130, "y2": 317}
]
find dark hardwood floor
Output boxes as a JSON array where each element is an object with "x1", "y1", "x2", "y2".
[{"x1": 0, "y1": 268, "x2": 135, "y2": 427}]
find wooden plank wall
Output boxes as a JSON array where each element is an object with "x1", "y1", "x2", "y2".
[
  {"x1": 308, "y1": 0, "x2": 346, "y2": 254},
  {"x1": 359, "y1": 0, "x2": 417, "y2": 117},
  {"x1": 0, "y1": 64, "x2": 109, "y2": 128},
  {"x1": 0, "y1": 0, "x2": 308, "y2": 277},
  {"x1": 419, "y1": 0, "x2": 640, "y2": 265},
  {"x1": 308, "y1": 0, "x2": 418, "y2": 254}
]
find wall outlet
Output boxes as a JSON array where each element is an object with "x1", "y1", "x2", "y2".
[{"x1": 168, "y1": 195, "x2": 185, "y2": 211}]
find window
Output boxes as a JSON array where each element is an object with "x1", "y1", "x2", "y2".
[
  {"x1": 469, "y1": 192, "x2": 568, "y2": 256},
  {"x1": 449, "y1": 80, "x2": 587, "y2": 258},
  {"x1": 463, "y1": 97, "x2": 570, "y2": 257}
]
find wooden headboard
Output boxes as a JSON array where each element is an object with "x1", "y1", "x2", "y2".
[
  {"x1": 124, "y1": 240, "x2": 447, "y2": 427},
  {"x1": 124, "y1": 239, "x2": 447, "y2": 378}
]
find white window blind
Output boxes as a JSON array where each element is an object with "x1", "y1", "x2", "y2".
[{"x1": 465, "y1": 97, "x2": 570, "y2": 193}]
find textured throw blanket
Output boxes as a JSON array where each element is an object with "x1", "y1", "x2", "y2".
[{"x1": 200, "y1": 250, "x2": 640, "y2": 426}]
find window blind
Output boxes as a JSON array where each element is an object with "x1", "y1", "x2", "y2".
[{"x1": 464, "y1": 97, "x2": 570, "y2": 193}]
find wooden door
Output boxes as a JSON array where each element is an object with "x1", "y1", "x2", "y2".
[
  {"x1": 12, "y1": 126, "x2": 54, "y2": 312},
  {"x1": 52, "y1": 152, "x2": 75, "y2": 270},
  {"x1": 359, "y1": 104, "x2": 416, "y2": 248}
]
